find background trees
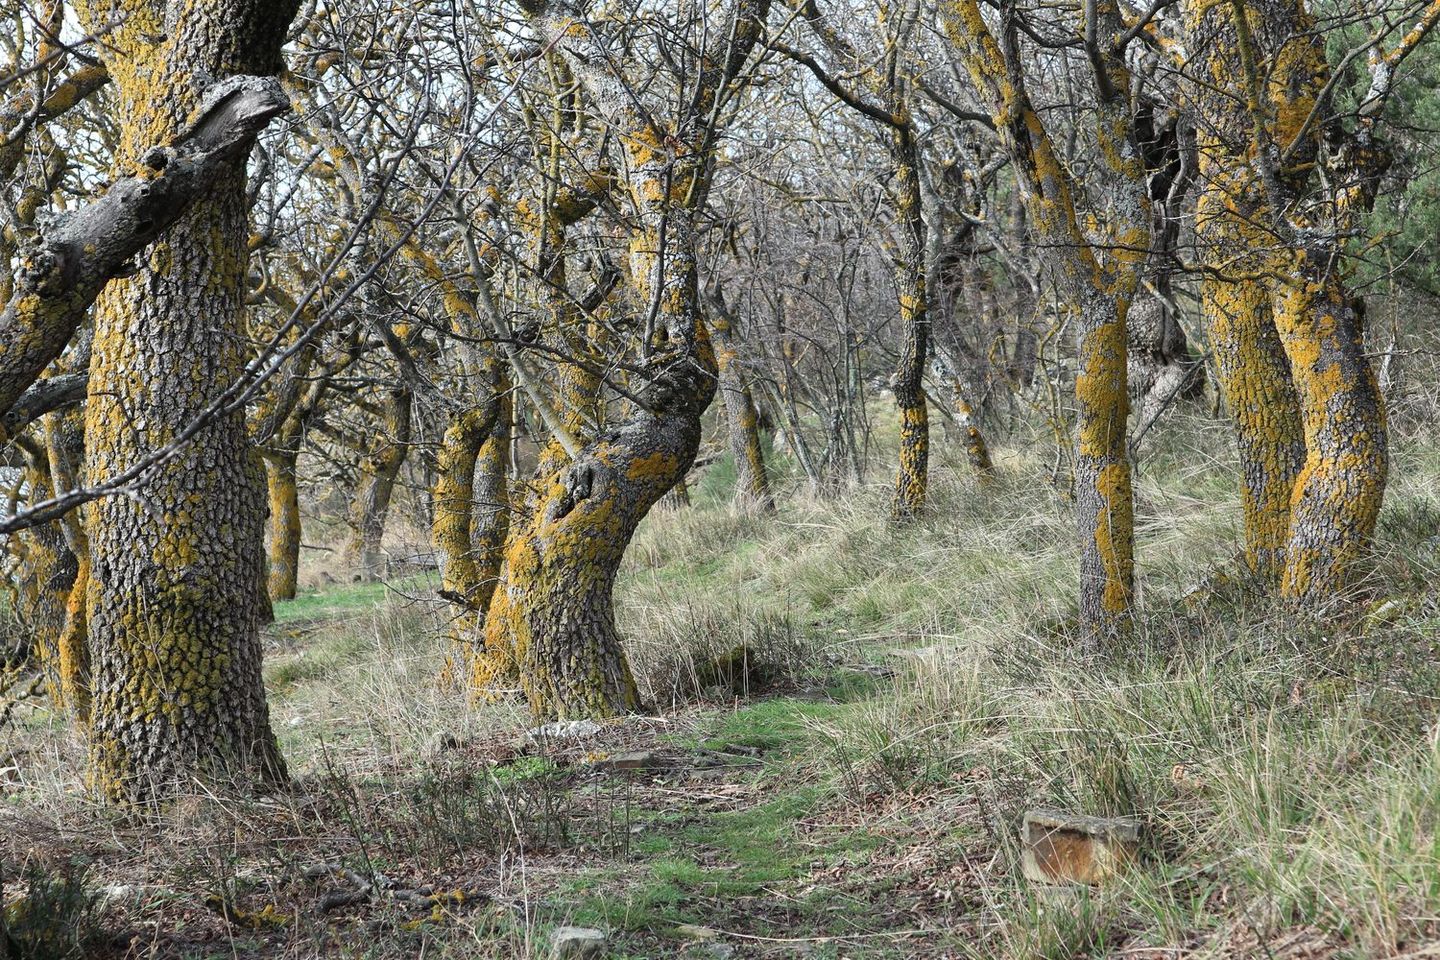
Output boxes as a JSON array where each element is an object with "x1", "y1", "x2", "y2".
[{"x1": 1, "y1": 0, "x2": 1437, "y2": 802}]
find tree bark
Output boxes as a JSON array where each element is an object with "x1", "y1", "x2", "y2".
[
  {"x1": 13, "y1": 452, "x2": 79, "y2": 711},
  {"x1": 941, "y1": 0, "x2": 1148, "y2": 644},
  {"x1": 708, "y1": 295, "x2": 775, "y2": 511},
  {"x1": 433, "y1": 361, "x2": 508, "y2": 670},
  {"x1": 1183, "y1": 0, "x2": 1392, "y2": 598},
  {"x1": 263, "y1": 443, "x2": 303, "y2": 603},
  {"x1": 77, "y1": 0, "x2": 296, "y2": 803},
  {"x1": 931, "y1": 351, "x2": 993, "y2": 478},
  {"x1": 1273, "y1": 255, "x2": 1387, "y2": 600},
  {"x1": 343, "y1": 386, "x2": 412, "y2": 582},
  {"x1": 889, "y1": 123, "x2": 930, "y2": 519}
]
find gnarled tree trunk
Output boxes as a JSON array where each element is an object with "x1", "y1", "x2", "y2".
[
  {"x1": 473, "y1": 0, "x2": 769, "y2": 718},
  {"x1": 77, "y1": 0, "x2": 296, "y2": 801},
  {"x1": 343, "y1": 386, "x2": 412, "y2": 582},
  {"x1": 1183, "y1": 0, "x2": 1395, "y2": 599}
]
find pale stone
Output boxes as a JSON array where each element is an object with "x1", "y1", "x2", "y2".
[
  {"x1": 598, "y1": 750, "x2": 655, "y2": 771},
  {"x1": 551, "y1": 925, "x2": 606, "y2": 958},
  {"x1": 1020, "y1": 809, "x2": 1140, "y2": 885}
]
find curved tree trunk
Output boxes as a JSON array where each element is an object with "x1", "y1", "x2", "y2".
[
  {"x1": 264, "y1": 442, "x2": 303, "y2": 603},
  {"x1": 77, "y1": 0, "x2": 296, "y2": 802},
  {"x1": 469, "y1": 0, "x2": 767, "y2": 718},
  {"x1": 1185, "y1": 1, "x2": 1307, "y2": 586},
  {"x1": 479, "y1": 403, "x2": 705, "y2": 716},
  {"x1": 343, "y1": 386, "x2": 412, "y2": 582},
  {"x1": 433, "y1": 362, "x2": 508, "y2": 673},
  {"x1": 1273, "y1": 260, "x2": 1388, "y2": 600},
  {"x1": 475, "y1": 194, "x2": 716, "y2": 716}
]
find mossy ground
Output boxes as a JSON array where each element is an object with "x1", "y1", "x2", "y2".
[{"x1": 3, "y1": 375, "x2": 1440, "y2": 957}]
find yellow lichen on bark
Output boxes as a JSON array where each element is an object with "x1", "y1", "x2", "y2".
[
  {"x1": 939, "y1": 0, "x2": 1144, "y2": 641},
  {"x1": 76, "y1": 0, "x2": 295, "y2": 801}
]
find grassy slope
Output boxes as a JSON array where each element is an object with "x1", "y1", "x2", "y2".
[{"x1": 3, "y1": 402, "x2": 1439, "y2": 959}]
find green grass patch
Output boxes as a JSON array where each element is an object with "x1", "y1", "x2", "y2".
[{"x1": 271, "y1": 574, "x2": 435, "y2": 625}]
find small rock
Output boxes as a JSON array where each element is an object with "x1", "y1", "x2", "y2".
[
  {"x1": 598, "y1": 750, "x2": 655, "y2": 771},
  {"x1": 1021, "y1": 809, "x2": 1140, "y2": 885},
  {"x1": 674, "y1": 923, "x2": 720, "y2": 940},
  {"x1": 518, "y1": 719, "x2": 603, "y2": 750},
  {"x1": 100, "y1": 884, "x2": 136, "y2": 903},
  {"x1": 551, "y1": 925, "x2": 606, "y2": 958}
]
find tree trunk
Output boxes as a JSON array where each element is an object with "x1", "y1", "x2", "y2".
[
  {"x1": 474, "y1": 0, "x2": 767, "y2": 718},
  {"x1": 264, "y1": 443, "x2": 302, "y2": 603},
  {"x1": 343, "y1": 386, "x2": 412, "y2": 582},
  {"x1": 709, "y1": 299, "x2": 774, "y2": 512},
  {"x1": 940, "y1": 0, "x2": 1147, "y2": 644},
  {"x1": 77, "y1": 0, "x2": 295, "y2": 803},
  {"x1": 1074, "y1": 290, "x2": 1136, "y2": 638},
  {"x1": 889, "y1": 124, "x2": 930, "y2": 519},
  {"x1": 433, "y1": 363, "x2": 507, "y2": 672},
  {"x1": 931, "y1": 351, "x2": 994, "y2": 478},
  {"x1": 473, "y1": 148, "x2": 711, "y2": 720},
  {"x1": 1184, "y1": 0, "x2": 1387, "y2": 597},
  {"x1": 14, "y1": 454, "x2": 78, "y2": 711},
  {"x1": 1200, "y1": 268, "x2": 1305, "y2": 583},
  {"x1": 478, "y1": 408, "x2": 703, "y2": 717},
  {"x1": 1273, "y1": 259, "x2": 1388, "y2": 600},
  {"x1": 657, "y1": 476, "x2": 692, "y2": 511}
]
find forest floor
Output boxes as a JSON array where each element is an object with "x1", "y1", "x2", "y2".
[{"x1": 4, "y1": 405, "x2": 1440, "y2": 959}]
